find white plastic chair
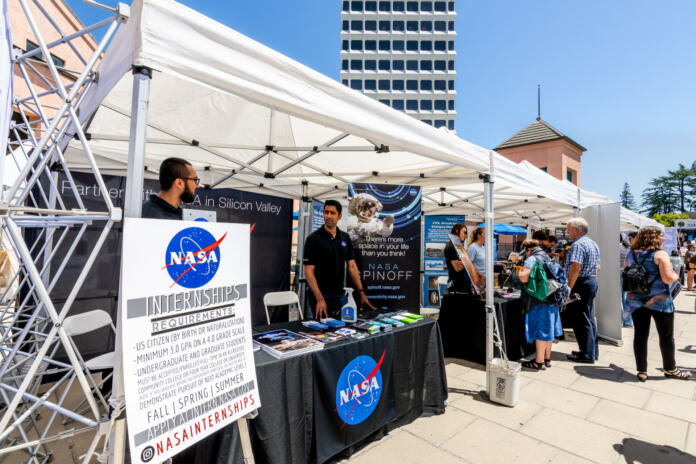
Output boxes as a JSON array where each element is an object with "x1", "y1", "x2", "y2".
[
  {"x1": 263, "y1": 291, "x2": 303, "y2": 325},
  {"x1": 62, "y1": 309, "x2": 116, "y2": 418}
]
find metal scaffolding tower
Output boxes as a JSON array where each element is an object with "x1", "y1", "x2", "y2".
[{"x1": 1, "y1": 1, "x2": 128, "y2": 462}]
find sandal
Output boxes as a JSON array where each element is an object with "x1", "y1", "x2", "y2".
[
  {"x1": 521, "y1": 360, "x2": 546, "y2": 370},
  {"x1": 544, "y1": 359, "x2": 551, "y2": 368},
  {"x1": 664, "y1": 368, "x2": 691, "y2": 380},
  {"x1": 636, "y1": 372, "x2": 647, "y2": 382}
]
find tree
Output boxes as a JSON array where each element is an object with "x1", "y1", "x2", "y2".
[
  {"x1": 666, "y1": 163, "x2": 695, "y2": 212},
  {"x1": 619, "y1": 182, "x2": 636, "y2": 210},
  {"x1": 652, "y1": 212, "x2": 690, "y2": 227},
  {"x1": 641, "y1": 176, "x2": 679, "y2": 216}
]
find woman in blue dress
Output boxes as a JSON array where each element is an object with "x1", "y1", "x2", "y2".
[
  {"x1": 518, "y1": 239, "x2": 563, "y2": 370},
  {"x1": 625, "y1": 226, "x2": 689, "y2": 381}
]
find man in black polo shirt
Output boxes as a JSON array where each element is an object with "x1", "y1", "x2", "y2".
[
  {"x1": 303, "y1": 200, "x2": 375, "y2": 319},
  {"x1": 141, "y1": 157, "x2": 200, "y2": 220}
]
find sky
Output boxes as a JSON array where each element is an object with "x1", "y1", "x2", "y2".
[{"x1": 66, "y1": 0, "x2": 696, "y2": 207}]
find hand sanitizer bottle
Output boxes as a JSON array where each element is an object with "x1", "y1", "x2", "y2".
[{"x1": 341, "y1": 288, "x2": 357, "y2": 323}]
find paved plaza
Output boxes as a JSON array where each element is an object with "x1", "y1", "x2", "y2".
[
  {"x1": 342, "y1": 292, "x2": 696, "y2": 464},
  {"x1": 12, "y1": 293, "x2": 696, "y2": 464}
]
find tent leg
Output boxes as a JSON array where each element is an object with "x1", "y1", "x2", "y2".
[
  {"x1": 482, "y1": 155, "x2": 495, "y2": 398},
  {"x1": 108, "y1": 65, "x2": 151, "y2": 464},
  {"x1": 296, "y1": 182, "x2": 311, "y2": 317}
]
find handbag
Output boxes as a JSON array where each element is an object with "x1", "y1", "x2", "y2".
[{"x1": 670, "y1": 281, "x2": 682, "y2": 299}]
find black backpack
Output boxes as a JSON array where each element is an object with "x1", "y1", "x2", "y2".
[{"x1": 622, "y1": 250, "x2": 657, "y2": 295}]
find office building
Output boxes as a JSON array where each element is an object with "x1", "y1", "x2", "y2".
[{"x1": 340, "y1": 1, "x2": 457, "y2": 131}]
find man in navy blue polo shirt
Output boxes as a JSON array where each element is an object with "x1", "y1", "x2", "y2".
[{"x1": 303, "y1": 200, "x2": 375, "y2": 319}]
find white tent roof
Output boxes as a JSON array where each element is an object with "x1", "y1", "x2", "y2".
[
  {"x1": 67, "y1": 0, "x2": 495, "y2": 200},
  {"x1": 421, "y1": 158, "x2": 658, "y2": 230},
  {"x1": 60, "y1": 0, "x2": 657, "y2": 232}
]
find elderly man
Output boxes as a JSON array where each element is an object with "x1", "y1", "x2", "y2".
[{"x1": 565, "y1": 217, "x2": 601, "y2": 363}]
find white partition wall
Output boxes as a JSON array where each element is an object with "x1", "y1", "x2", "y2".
[{"x1": 582, "y1": 203, "x2": 622, "y2": 344}]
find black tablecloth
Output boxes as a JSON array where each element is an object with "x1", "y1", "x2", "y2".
[
  {"x1": 438, "y1": 293, "x2": 533, "y2": 364},
  {"x1": 179, "y1": 318, "x2": 447, "y2": 463}
]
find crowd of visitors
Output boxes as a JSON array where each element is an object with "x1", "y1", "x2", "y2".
[{"x1": 520, "y1": 219, "x2": 693, "y2": 383}]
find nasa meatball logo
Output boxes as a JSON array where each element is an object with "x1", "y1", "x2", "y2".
[
  {"x1": 334, "y1": 351, "x2": 385, "y2": 427},
  {"x1": 162, "y1": 227, "x2": 226, "y2": 288}
]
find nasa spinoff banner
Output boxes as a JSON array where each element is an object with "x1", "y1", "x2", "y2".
[
  {"x1": 120, "y1": 219, "x2": 260, "y2": 463},
  {"x1": 343, "y1": 183, "x2": 422, "y2": 310}
]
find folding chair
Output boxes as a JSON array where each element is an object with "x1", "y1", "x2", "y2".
[
  {"x1": 263, "y1": 291, "x2": 303, "y2": 325},
  {"x1": 61, "y1": 309, "x2": 115, "y2": 419}
]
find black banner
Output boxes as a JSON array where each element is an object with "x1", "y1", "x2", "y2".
[
  {"x1": 313, "y1": 334, "x2": 395, "y2": 463},
  {"x1": 344, "y1": 183, "x2": 422, "y2": 311},
  {"x1": 51, "y1": 173, "x2": 292, "y2": 355}
]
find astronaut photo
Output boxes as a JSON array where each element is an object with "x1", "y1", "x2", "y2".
[{"x1": 345, "y1": 193, "x2": 394, "y2": 242}]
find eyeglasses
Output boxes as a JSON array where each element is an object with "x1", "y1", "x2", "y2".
[{"x1": 181, "y1": 177, "x2": 200, "y2": 186}]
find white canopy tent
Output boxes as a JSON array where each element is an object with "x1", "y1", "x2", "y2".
[
  {"x1": 65, "y1": 0, "x2": 496, "y2": 196},
  {"x1": 1, "y1": 0, "x2": 664, "y2": 460},
  {"x1": 51, "y1": 0, "x2": 660, "y2": 394},
  {"x1": 422, "y1": 155, "x2": 581, "y2": 226},
  {"x1": 49, "y1": 0, "x2": 509, "y2": 458}
]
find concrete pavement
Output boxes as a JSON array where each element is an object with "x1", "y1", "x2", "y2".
[{"x1": 343, "y1": 291, "x2": 696, "y2": 464}]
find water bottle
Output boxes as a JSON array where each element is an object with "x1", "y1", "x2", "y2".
[{"x1": 341, "y1": 288, "x2": 357, "y2": 323}]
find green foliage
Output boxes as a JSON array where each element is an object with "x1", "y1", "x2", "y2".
[
  {"x1": 619, "y1": 182, "x2": 636, "y2": 210},
  {"x1": 641, "y1": 162, "x2": 696, "y2": 215},
  {"x1": 651, "y1": 212, "x2": 690, "y2": 227}
]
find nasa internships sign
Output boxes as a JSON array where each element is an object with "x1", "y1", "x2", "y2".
[{"x1": 120, "y1": 219, "x2": 260, "y2": 464}]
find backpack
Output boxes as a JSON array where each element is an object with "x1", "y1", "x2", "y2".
[
  {"x1": 523, "y1": 260, "x2": 548, "y2": 302},
  {"x1": 622, "y1": 250, "x2": 657, "y2": 295},
  {"x1": 543, "y1": 258, "x2": 570, "y2": 307},
  {"x1": 523, "y1": 251, "x2": 569, "y2": 307}
]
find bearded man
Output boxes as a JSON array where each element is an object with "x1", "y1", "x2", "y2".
[{"x1": 142, "y1": 157, "x2": 199, "y2": 220}]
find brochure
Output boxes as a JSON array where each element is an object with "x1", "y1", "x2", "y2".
[
  {"x1": 252, "y1": 329, "x2": 324, "y2": 359},
  {"x1": 299, "y1": 330, "x2": 346, "y2": 344}
]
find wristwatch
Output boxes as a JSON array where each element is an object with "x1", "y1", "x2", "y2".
[{"x1": 356, "y1": 289, "x2": 364, "y2": 294}]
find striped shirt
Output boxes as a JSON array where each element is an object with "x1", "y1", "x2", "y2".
[{"x1": 566, "y1": 234, "x2": 600, "y2": 278}]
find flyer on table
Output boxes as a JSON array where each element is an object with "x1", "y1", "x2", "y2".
[{"x1": 120, "y1": 218, "x2": 260, "y2": 464}]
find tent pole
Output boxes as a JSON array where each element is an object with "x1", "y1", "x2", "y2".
[
  {"x1": 575, "y1": 187, "x2": 581, "y2": 217},
  {"x1": 483, "y1": 151, "x2": 495, "y2": 397},
  {"x1": 296, "y1": 182, "x2": 310, "y2": 316},
  {"x1": 109, "y1": 65, "x2": 151, "y2": 464}
]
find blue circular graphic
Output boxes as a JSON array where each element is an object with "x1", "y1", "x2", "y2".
[
  {"x1": 164, "y1": 227, "x2": 222, "y2": 289},
  {"x1": 335, "y1": 355, "x2": 382, "y2": 425}
]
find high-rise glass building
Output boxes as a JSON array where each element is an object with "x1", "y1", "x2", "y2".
[{"x1": 340, "y1": 1, "x2": 457, "y2": 131}]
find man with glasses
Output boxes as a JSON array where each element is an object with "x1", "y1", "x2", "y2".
[
  {"x1": 142, "y1": 157, "x2": 200, "y2": 220},
  {"x1": 564, "y1": 217, "x2": 601, "y2": 363}
]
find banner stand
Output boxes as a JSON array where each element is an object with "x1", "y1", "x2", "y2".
[{"x1": 238, "y1": 414, "x2": 257, "y2": 464}]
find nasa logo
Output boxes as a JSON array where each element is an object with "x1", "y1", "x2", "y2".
[
  {"x1": 334, "y1": 351, "x2": 385, "y2": 427},
  {"x1": 409, "y1": 187, "x2": 418, "y2": 196},
  {"x1": 341, "y1": 241, "x2": 347, "y2": 247},
  {"x1": 162, "y1": 227, "x2": 226, "y2": 289}
]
